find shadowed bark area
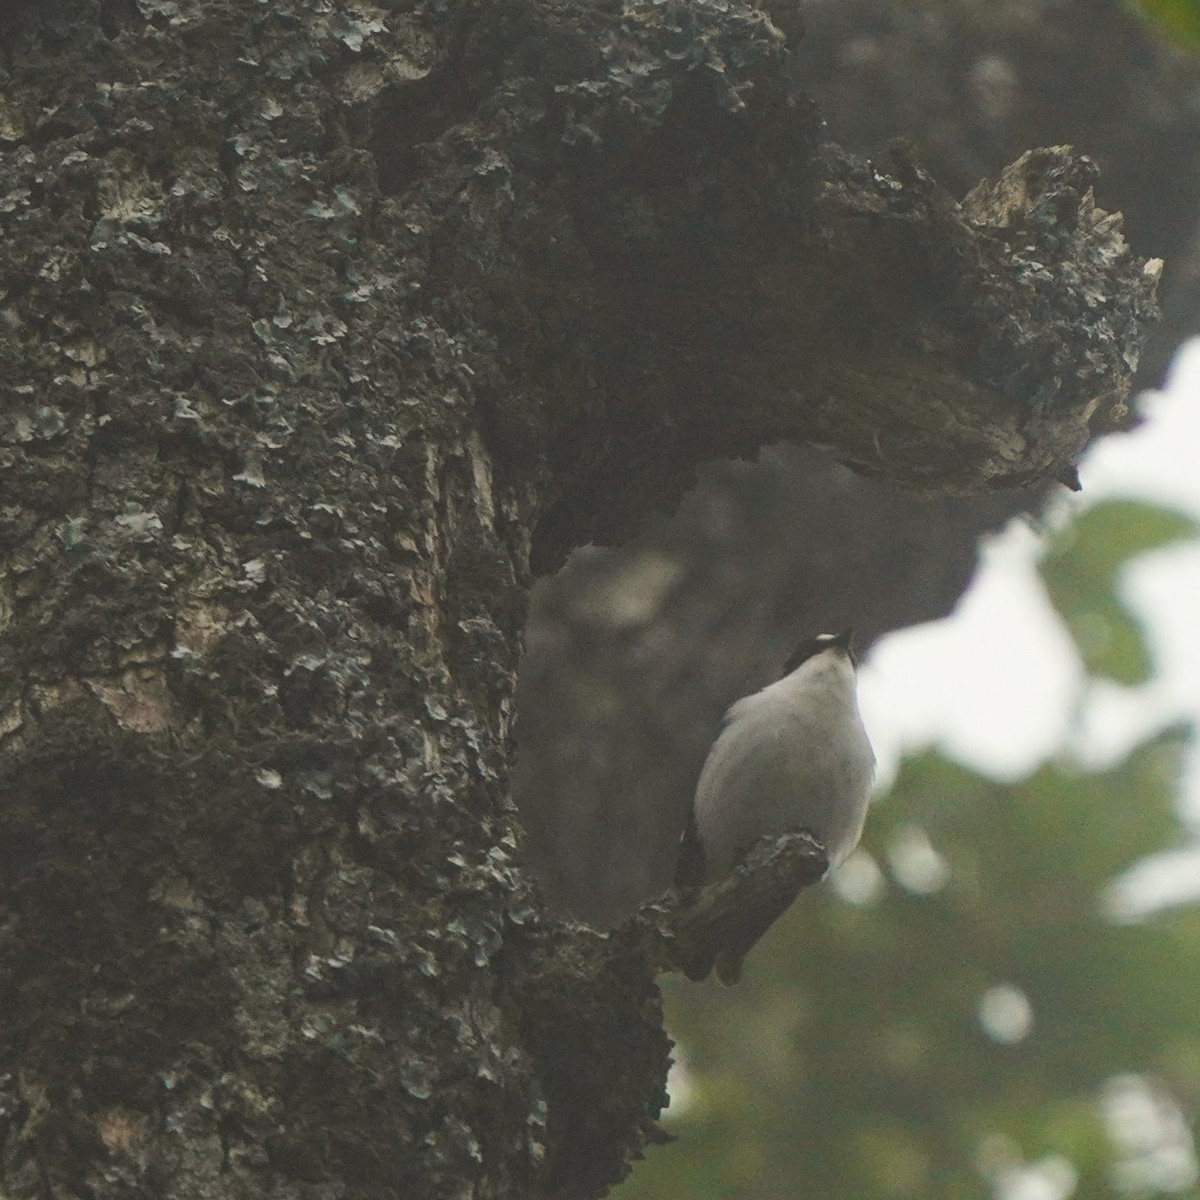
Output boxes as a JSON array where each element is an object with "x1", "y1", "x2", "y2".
[
  {"x1": 0, "y1": 1, "x2": 1158, "y2": 1197},
  {"x1": 515, "y1": 448, "x2": 1045, "y2": 927},
  {"x1": 513, "y1": 0, "x2": 1200, "y2": 932}
]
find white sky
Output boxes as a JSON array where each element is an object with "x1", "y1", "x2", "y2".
[{"x1": 856, "y1": 338, "x2": 1200, "y2": 911}]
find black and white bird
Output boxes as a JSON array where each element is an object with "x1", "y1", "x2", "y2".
[{"x1": 676, "y1": 629, "x2": 875, "y2": 980}]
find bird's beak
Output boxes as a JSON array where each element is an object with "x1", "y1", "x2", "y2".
[{"x1": 833, "y1": 627, "x2": 856, "y2": 664}]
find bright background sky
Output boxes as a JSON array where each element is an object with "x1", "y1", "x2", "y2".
[{"x1": 856, "y1": 338, "x2": 1200, "y2": 914}]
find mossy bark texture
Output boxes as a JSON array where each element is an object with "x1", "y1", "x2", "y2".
[{"x1": 0, "y1": 0, "x2": 1157, "y2": 1196}]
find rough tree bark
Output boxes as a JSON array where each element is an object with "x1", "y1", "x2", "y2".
[{"x1": 0, "y1": 2, "x2": 1157, "y2": 1199}]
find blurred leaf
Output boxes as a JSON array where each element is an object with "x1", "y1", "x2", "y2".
[
  {"x1": 1041, "y1": 500, "x2": 1197, "y2": 684},
  {"x1": 626, "y1": 498, "x2": 1200, "y2": 1200},
  {"x1": 1129, "y1": 0, "x2": 1200, "y2": 49},
  {"x1": 623, "y1": 730, "x2": 1200, "y2": 1200}
]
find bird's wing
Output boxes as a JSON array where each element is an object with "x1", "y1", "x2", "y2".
[{"x1": 674, "y1": 803, "x2": 707, "y2": 888}]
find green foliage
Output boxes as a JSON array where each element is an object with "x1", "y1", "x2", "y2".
[
  {"x1": 621, "y1": 498, "x2": 1200, "y2": 1199},
  {"x1": 625, "y1": 740, "x2": 1200, "y2": 1200},
  {"x1": 1129, "y1": 0, "x2": 1200, "y2": 50},
  {"x1": 1041, "y1": 500, "x2": 1197, "y2": 684}
]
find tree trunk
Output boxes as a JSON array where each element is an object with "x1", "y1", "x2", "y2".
[{"x1": 0, "y1": 1, "x2": 1157, "y2": 1197}]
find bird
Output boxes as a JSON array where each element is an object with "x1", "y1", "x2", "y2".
[{"x1": 675, "y1": 629, "x2": 875, "y2": 981}]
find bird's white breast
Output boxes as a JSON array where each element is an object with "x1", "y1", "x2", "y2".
[{"x1": 691, "y1": 653, "x2": 874, "y2": 880}]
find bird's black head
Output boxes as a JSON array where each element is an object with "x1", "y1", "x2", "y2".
[{"x1": 782, "y1": 628, "x2": 855, "y2": 677}]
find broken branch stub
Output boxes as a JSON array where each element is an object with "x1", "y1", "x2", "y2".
[
  {"x1": 663, "y1": 830, "x2": 830, "y2": 984},
  {"x1": 744, "y1": 144, "x2": 1161, "y2": 496}
]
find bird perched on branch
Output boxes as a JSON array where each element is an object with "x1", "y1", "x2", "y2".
[{"x1": 675, "y1": 629, "x2": 874, "y2": 981}]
